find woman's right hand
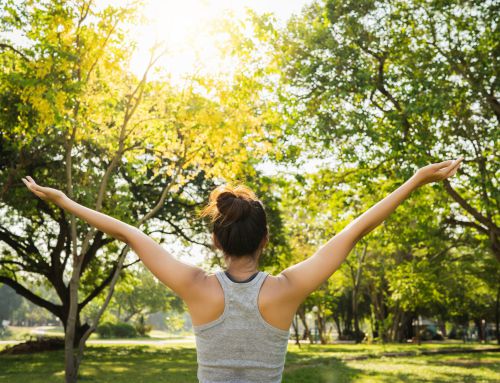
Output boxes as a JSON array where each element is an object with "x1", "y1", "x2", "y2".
[
  {"x1": 412, "y1": 157, "x2": 464, "y2": 187},
  {"x1": 22, "y1": 176, "x2": 67, "y2": 204}
]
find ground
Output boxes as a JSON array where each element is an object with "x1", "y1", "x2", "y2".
[{"x1": 0, "y1": 341, "x2": 499, "y2": 382}]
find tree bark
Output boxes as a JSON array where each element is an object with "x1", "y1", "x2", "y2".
[
  {"x1": 297, "y1": 304, "x2": 313, "y2": 344},
  {"x1": 316, "y1": 310, "x2": 327, "y2": 344},
  {"x1": 291, "y1": 313, "x2": 301, "y2": 347},
  {"x1": 496, "y1": 284, "x2": 500, "y2": 345}
]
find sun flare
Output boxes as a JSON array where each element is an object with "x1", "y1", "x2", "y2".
[{"x1": 127, "y1": 0, "x2": 309, "y2": 82}]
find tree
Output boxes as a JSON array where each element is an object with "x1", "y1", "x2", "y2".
[
  {"x1": 225, "y1": 0, "x2": 499, "y2": 262},
  {"x1": 111, "y1": 265, "x2": 182, "y2": 323},
  {"x1": 213, "y1": 0, "x2": 498, "y2": 343},
  {"x1": 0, "y1": 1, "x2": 275, "y2": 381},
  {"x1": 0, "y1": 284, "x2": 22, "y2": 327}
]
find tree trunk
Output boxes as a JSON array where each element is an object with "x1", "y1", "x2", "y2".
[
  {"x1": 333, "y1": 315, "x2": 342, "y2": 339},
  {"x1": 352, "y1": 243, "x2": 367, "y2": 343},
  {"x1": 496, "y1": 284, "x2": 500, "y2": 345},
  {"x1": 316, "y1": 311, "x2": 327, "y2": 344},
  {"x1": 64, "y1": 264, "x2": 83, "y2": 383},
  {"x1": 415, "y1": 316, "x2": 421, "y2": 346},
  {"x1": 474, "y1": 318, "x2": 485, "y2": 343},
  {"x1": 297, "y1": 305, "x2": 313, "y2": 344},
  {"x1": 291, "y1": 313, "x2": 301, "y2": 347},
  {"x1": 438, "y1": 318, "x2": 447, "y2": 339}
]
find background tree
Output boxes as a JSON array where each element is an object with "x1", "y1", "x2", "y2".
[
  {"x1": 0, "y1": 1, "x2": 277, "y2": 381},
  {"x1": 0, "y1": 284, "x2": 22, "y2": 332},
  {"x1": 111, "y1": 265, "x2": 183, "y2": 323},
  {"x1": 216, "y1": 0, "x2": 498, "y2": 343},
  {"x1": 241, "y1": 0, "x2": 498, "y2": 260}
]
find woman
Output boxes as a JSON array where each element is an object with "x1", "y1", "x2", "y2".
[{"x1": 22, "y1": 157, "x2": 463, "y2": 382}]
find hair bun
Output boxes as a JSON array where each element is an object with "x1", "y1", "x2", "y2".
[
  {"x1": 216, "y1": 191, "x2": 252, "y2": 223},
  {"x1": 200, "y1": 184, "x2": 268, "y2": 257},
  {"x1": 200, "y1": 184, "x2": 260, "y2": 224}
]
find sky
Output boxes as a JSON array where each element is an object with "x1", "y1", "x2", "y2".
[{"x1": 127, "y1": 0, "x2": 312, "y2": 83}]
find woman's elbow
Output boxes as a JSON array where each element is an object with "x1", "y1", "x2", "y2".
[{"x1": 117, "y1": 226, "x2": 140, "y2": 245}]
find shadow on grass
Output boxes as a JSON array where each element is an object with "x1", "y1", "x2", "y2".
[{"x1": 0, "y1": 344, "x2": 499, "y2": 383}]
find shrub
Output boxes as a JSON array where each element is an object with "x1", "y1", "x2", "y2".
[
  {"x1": 96, "y1": 321, "x2": 138, "y2": 338},
  {"x1": 0, "y1": 326, "x2": 12, "y2": 339}
]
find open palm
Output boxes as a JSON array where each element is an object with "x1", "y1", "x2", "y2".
[
  {"x1": 22, "y1": 176, "x2": 66, "y2": 203},
  {"x1": 414, "y1": 157, "x2": 464, "y2": 186}
]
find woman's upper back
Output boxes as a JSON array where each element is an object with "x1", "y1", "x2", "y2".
[
  {"x1": 192, "y1": 270, "x2": 291, "y2": 383},
  {"x1": 187, "y1": 270, "x2": 299, "y2": 332}
]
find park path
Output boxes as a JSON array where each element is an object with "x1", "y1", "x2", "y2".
[
  {"x1": 0, "y1": 326, "x2": 198, "y2": 345},
  {"x1": 0, "y1": 336, "x2": 197, "y2": 346},
  {"x1": 0, "y1": 337, "x2": 311, "y2": 346}
]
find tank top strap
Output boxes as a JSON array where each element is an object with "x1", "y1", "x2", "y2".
[{"x1": 254, "y1": 270, "x2": 268, "y2": 290}]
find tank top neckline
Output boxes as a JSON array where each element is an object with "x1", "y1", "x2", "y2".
[
  {"x1": 219, "y1": 269, "x2": 267, "y2": 287},
  {"x1": 224, "y1": 270, "x2": 260, "y2": 283}
]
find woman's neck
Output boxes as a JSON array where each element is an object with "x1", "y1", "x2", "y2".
[{"x1": 224, "y1": 254, "x2": 259, "y2": 280}]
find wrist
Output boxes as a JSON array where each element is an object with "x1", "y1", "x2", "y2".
[
  {"x1": 57, "y1": 194, "x2": 72, "y2": 209},
  {"x1": 407, "y1": 174, "x2": 423, "y2": 190}
]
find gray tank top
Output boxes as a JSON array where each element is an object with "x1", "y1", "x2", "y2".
[{"x1": 193, "y1": 270, "x2": 291, "y2": 383}]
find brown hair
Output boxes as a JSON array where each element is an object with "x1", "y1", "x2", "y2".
[{"x1": 200, "y1": 184, "x2": 268, "y2": 258}]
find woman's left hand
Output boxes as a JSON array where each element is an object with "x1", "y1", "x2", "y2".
[
  {"x1": 412, "y1": 157, "x2": 464, "y2": 187},
  {"x1": 22, "y1": 176, "x2": 66, "y2": 204}
]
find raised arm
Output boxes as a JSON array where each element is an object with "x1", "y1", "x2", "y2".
[
  {"x1": 278, "y1": 158, "x2": 463, "y2": 306},
  {"x1": 21, "y1": 176, "x2": 206, "y2": 301}
]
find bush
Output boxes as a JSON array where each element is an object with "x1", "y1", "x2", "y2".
[
  {"x1": 0, "y1": 325, "x2": 12, "y2": 339},
  {"x1": 96, "y1": 321, "x2": 138, "y2": 338},
  {"x1": 135, "y1": 315, "x2": 152, "y2": 337}
]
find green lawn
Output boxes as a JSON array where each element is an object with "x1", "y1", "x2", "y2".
[{"x1": 0, "y1": 343, "x2": 498, "y2": 382}]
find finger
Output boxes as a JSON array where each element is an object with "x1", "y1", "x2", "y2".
[
  {"x1": 22, "y1": 178, "x2": 36, "y2": 191},
  {"x1": 431, "y1": 160, "x2": 453, "y2": 170},
  {"x1": 446, "y1": 160, "x2": 462, "y2": 176},
  {"x1": 441, "y1": 158, "x2": 460, "y2": 174},
  {"x1": 446, "y1": 157, "x2": 464, "y2": 168},
  {"x1": 25, "y1": 180, "x2": 45, "y2": 192},
  {"x1": 447, "y1": 158, "x2": 463, "y2": 171},
  {"x1": 26, "y1": 176, "x2": 50, "y2": 193}
]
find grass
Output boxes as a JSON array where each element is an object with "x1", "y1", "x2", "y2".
[{"x1": 0, "y1": 343, "x2": 498, "y2": 382}]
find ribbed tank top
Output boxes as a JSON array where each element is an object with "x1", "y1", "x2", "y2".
[{"x1": 193, "y1": 270, "x2": 291, "y2": 383}]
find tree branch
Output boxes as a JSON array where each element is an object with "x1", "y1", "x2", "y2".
[
  {"x1": 444, "y1": 217, "x2": 489, "y2": 235},
  {"x1": 0, "y1": 276, "x2": 61, "y2": 317},
  {"x1": 442, "y1": 179, "x2": 498, "y2": 233},
  {"x1": 0, "y1": 43, "x2": 29, "y2": 60}
]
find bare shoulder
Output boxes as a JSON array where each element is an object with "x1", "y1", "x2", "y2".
[
  {"x1": 191, "y1": 271, "x2": 221, "y2": 299},
  {"x1": 260, "y1": 273, "x2": 301, "y2": 331},
  {"x1": 183, "y1": 272, "x2": 224, "y2": 326},
  {"x1": 261, "y1": 272, "x2": 300, "y2": 306}
]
